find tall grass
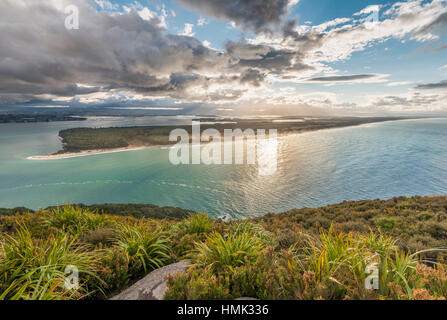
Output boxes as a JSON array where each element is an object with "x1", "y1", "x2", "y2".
[
  {"x1": 116, "y1": 225, "x2": 170, "y2": 275},
  {"x1": 231, "y1": 221, "x2": 275, "y2": 247},
  {"x1": 44, "y1": 205, "x2": 109, "y2": 235},
  {"x1": 288, "y1": 226, "x2": 447, "y2": 299},
  {"x1": 193, "y1": 232, "x2": 265, "y2": 272},
  {"x1": 0, "y1": 225, "x2": 96, "y2": 300},
  {"x1": 186, "y1": 214, "x2": 214, "y2": 235}
]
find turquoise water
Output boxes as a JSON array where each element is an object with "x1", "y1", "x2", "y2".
[{"x1": 0, "y1": 117, "x2": 446, "y2": 218}]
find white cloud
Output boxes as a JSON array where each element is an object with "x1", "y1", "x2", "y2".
[
  {"x1": 94, "y1": 0, "x2": 119, "y2": 11},
  {"x1": 179, "y1": 23, "x2": 195, "y2": 37},
  {"x1": 197, "y1": 17, "x2": 208, "y2": 26},
  {"x1": 387, "y1": 81, "x2": 413, "y2": 87}
]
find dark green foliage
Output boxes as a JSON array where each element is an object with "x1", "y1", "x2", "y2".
[
  {"x1": 256, "y1": 195, "x2": 447, "y2": 257},
  {"x1": 0, "y1": 207, "x2": 33, "y2": 216},
  {"x1": 80, "y1": 229, "x2": 119, "y2": 247},
  {"x1": 57, "y1": 117, "x2": 403, "y2": 153},
  {"x1": 2, "y1": 195, "x2": 447, "y2": 300},
  {"x1": 374, "y1": 217, "x2": 396, "y2": 231},
  {"x1": 47, "y1": 203, "x2": 194, "y2": 220}
]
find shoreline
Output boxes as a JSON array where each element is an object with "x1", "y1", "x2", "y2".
[
  {"x1": 25, "y1": 117, "x2": 421, "y2": 161},
  {"x1": 26, "y1": 146, "x2": 154, "y2": 160}
]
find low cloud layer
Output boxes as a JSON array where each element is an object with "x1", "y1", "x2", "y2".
[
  {"x1": 414, "y1": 80, "x2": 447, "y2": 90},
  {"x1": 307, "y1": 75, "x2": 380, "y2": 82}
]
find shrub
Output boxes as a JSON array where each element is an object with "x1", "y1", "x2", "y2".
[
  {"x1": 231, "y1": 221, "x2": 276, "y2": 247},
  {"x1": 0, "y1": 225, "x2": 96, "y2": 300},
  {"x1": 164, "y1": 267, "x2": 230, "y2": 300},
  {"x1": 80, "y1": 229, "x2": 118, "y2": 247},
  {"x1": 90, "y1": 247, "x2": 130, "y2": 297},
  {"x1": 374, "y1": 217, "x2": 396, "y2": 231},
  {"x1": 193, "y1": 232, "x2": 265, "y2": 272},
  {"x1": 116, "y1": 225, "x2": 170, "y2": 276},
  {"x1": 44, "y1": 205, "x2": 109, "y2": 236},
  {"x1": 186, "y1": 214, "x2": 214, "y2": 235}
]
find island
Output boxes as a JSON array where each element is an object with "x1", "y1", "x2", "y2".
[
  {"x1": 27, "y1": 116, "x2": 413, "y2": 160},
  {"x1": 0, "y1": 113, "x2": 87, "y2": 123}
]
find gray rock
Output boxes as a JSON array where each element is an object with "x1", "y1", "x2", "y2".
[
  {"x1": 110, "y1": 260, "x2": 190, "y2": 300},
  {"x1": 216, "y1": 214, "x2": 232, "y2": 223}
]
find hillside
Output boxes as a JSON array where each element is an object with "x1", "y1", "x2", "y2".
[
  {"x1": 1, "y1": 195, "x2": 446, "y2": 300},
  {"x1": 0, "y1": 203, "x2": 194, "y2": 220}
]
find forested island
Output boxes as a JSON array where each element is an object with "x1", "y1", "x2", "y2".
[{"x1": 56, "y1": 116, "x2": 410, "y2": 154}]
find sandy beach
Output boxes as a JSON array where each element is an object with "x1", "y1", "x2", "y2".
[{"x1": 26, "y1": 146, "x2": 151, "y2": 160}]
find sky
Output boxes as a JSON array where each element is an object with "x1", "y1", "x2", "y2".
[{"x1": 0, "y1": 0, "x2": 446, "y2": 116}]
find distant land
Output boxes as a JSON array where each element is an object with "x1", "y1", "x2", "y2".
[
  {"x1": 0, "y1": 113, "x2": 87, "y2": 123},
  {"x1": 28, "y1": 116, "x2": 414, "y2": 160},
  {"x1": 0, "y1": 203, "x2": 194, "y2": 220}
]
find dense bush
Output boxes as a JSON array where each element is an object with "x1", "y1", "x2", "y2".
[
  {"x1": 0, "y1": 225, "x2": 96, "y2": 300},
  {"x1": 193, "y1": 231, "x2": 265, "y2": 272},
  {"x1": 44, "y1": 205, "x2": 110, "y2": 235},
  {"x1": 166, "y1": 227, "x2": 447, "y2": 300},
  {"x1": 116, "y1": 225, "x2": 170, "y2": 275},
  {"x1": 1, "y1": 195, "x2": 447, "y2": 300}
]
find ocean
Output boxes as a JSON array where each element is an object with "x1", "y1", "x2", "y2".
[{"x1": 0, "y1": 117, "x2": 446, "y2": 218}]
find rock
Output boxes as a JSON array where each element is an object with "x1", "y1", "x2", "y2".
[
  {"x1": 110, "y1": 260, "x2": 190, "y2": 300},
  {"x1": 216, "y1": 214, "x2": 232, "y2": 223}
]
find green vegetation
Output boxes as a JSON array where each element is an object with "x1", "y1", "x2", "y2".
[
  {"x1": 193, "y1": 232, "x2": 265, "y2": 272},
  {"x1": 1, "y1": 195, "x2": 447, "y2": 300},
  {"x1": 116, "y1": 225, "x2": 170, "y2": 275},
  {"x1": 56, "y1": 117, "x2": 405, "y2": 153},
  {"x1": 185, "y1": 214, "x2": 214, "y2": 235},
  {"x1": 44, "y1": 205, "x2": 109, "y2": 235},
  {"x1": 0, "y1": 114, "x2": 86, "y2": 124},
  {"x1": 1, "y1": 203, "x2": 194, "y2": 220},
  {"x1": 0, "y1": 225, "x2": 95, "y2": 300}
]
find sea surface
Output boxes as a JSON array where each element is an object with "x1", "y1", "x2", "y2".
[{"x1": 0, "y1": 117, "x2": 446, "y2": 218}]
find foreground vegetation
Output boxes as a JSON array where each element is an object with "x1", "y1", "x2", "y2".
[{"x1": 1, "y1": 195, "x2": 446, "y2": 300}]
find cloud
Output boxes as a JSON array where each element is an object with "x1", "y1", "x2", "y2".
[
  {"x1": 2, "y1": 0, "x2": 447, "y2": 114},
  {"x1": 179, "y1": 23, "x2": 195, "y2": 36},
  {"x1": 306, "y1": 74, "x2": 389, "y2": 83},
  {"x1": 414, "y1": 80, "x2": 447, "y2": 90},
  {"x1": 176, "y1": 0, "x2": 297, "y2": 33},
  {"x1": 0, "y1": 0, "x2": 241, "y2": 105},
  {"x1": 370, "y1": 92, "x2": 447, "y2": 112},
  {"x1": 387, "y1": 81, "x2": 413, "y2": 87},
  {"x1": 197, "y1": 17, "x2": 208, "y2": 27}
]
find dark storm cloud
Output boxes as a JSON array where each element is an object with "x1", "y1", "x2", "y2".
[
  {"x1": 0, "y1": 0, "x2": 231, "y2": 104},
  {"x1": 226, "y1": 40, "x2": 314, "y2": 76},
  {"x1": 307, "y1": 75, "x2": 378, "y2": 82},
  {"x1": 176, "y1": 0, "x2": 294, "y2": 33},
  {"x1": 240, "y1": 69, "x2": 266, "y2": 87},
  {"x1": 414, "y1": 80, "x2": 447, "y2": 90}
]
